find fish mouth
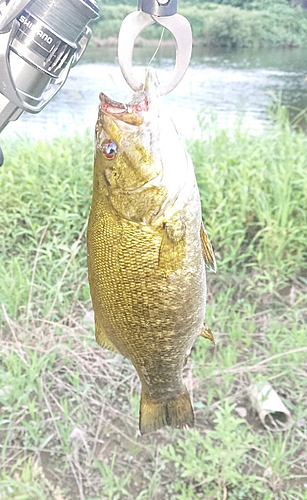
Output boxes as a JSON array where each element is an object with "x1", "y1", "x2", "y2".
[{"x1": 99, "y1": 92, "x2": 149, "y2": 126}]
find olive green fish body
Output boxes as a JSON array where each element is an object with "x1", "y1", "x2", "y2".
[
  {"x1": 88, "y1": 176, "x2": 206, "y2": 386},
  {"x1": 87, "y1": 69, "x2": 215, "y2": 434}
]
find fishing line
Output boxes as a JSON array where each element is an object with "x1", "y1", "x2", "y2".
[{"x1": 143, "y1": 27, "x2": 165, "y2": 87}]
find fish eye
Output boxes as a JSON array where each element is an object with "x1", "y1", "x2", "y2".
[{"x1": 102, "y1": 139, "x2": 117, "y2": 160}]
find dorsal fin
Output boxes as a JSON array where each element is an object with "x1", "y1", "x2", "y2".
[
  {"x1": 200, "y1": 222, "x2": 216, "y2": 272},
  {"x1": 200, "y1": 323, "x2": 215, "y2": 345}
]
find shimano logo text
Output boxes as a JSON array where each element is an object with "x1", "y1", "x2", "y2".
[{"x1": 19, "y1": 15, "x2": 53, "y2": 45}]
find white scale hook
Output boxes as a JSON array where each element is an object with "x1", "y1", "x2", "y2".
[{"x1": 118, "y1": 0, "x2": 192, "y2": 96}]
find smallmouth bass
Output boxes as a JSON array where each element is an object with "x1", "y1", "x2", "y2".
[{"x1": 87, "y1": 68, "x2": 216, "y2": 435}]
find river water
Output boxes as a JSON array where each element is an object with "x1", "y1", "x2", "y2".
[{"x1": 2, "y1": 44, "x2": 307, "y2": 141}]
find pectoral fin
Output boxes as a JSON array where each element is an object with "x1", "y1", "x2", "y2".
[
  {"x1": 200, "y1": 223, "x2": 216, "y2": 272},
  {"x1": 158, "y1": 214, "x2": 186, "y2": 275}
]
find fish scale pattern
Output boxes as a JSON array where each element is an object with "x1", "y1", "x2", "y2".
[{"x1": 87, "y1": 193, "x2": 206, "y2": 401}]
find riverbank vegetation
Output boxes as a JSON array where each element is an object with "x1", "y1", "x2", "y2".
[
  {"x1": 0, "y1": 109, "x2": 306, "y2": 498},
  {"x1": 92, "y1": 0, "x2": 307, "y2": 47}
]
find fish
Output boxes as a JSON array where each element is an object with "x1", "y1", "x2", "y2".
[{"x1": 87, "y1": 68, "x2": 216, "y2": 435}]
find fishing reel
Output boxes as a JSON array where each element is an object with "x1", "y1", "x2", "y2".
[
  {"x1": 0, "y1": 0, "x2": 185, "y2": 166},
  {"x1": 0, "y1": 0, "x2": 99, "y2": 165}
]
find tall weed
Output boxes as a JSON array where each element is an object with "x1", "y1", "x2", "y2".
[
  {"x1": 189, "y1": 108, "x2": 307, "y2": 280},
  {"x1": 0, "y1": 133, "x2": 93, "y2": 320}
]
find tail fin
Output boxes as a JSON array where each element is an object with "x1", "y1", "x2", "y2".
[{"x1": 139, "y1": 388, "x2": 194, "y2": 435}]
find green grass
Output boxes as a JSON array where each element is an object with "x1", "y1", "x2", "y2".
[
  {"x1": 190, "y1": 106, "x2": 307, "y2": 280},
  {"x1": 0, "y1": 110, "x2": 307, "y2": 499},
  {"x1": 0, "y1": 134, "x2": 93, "y2": 321}
]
